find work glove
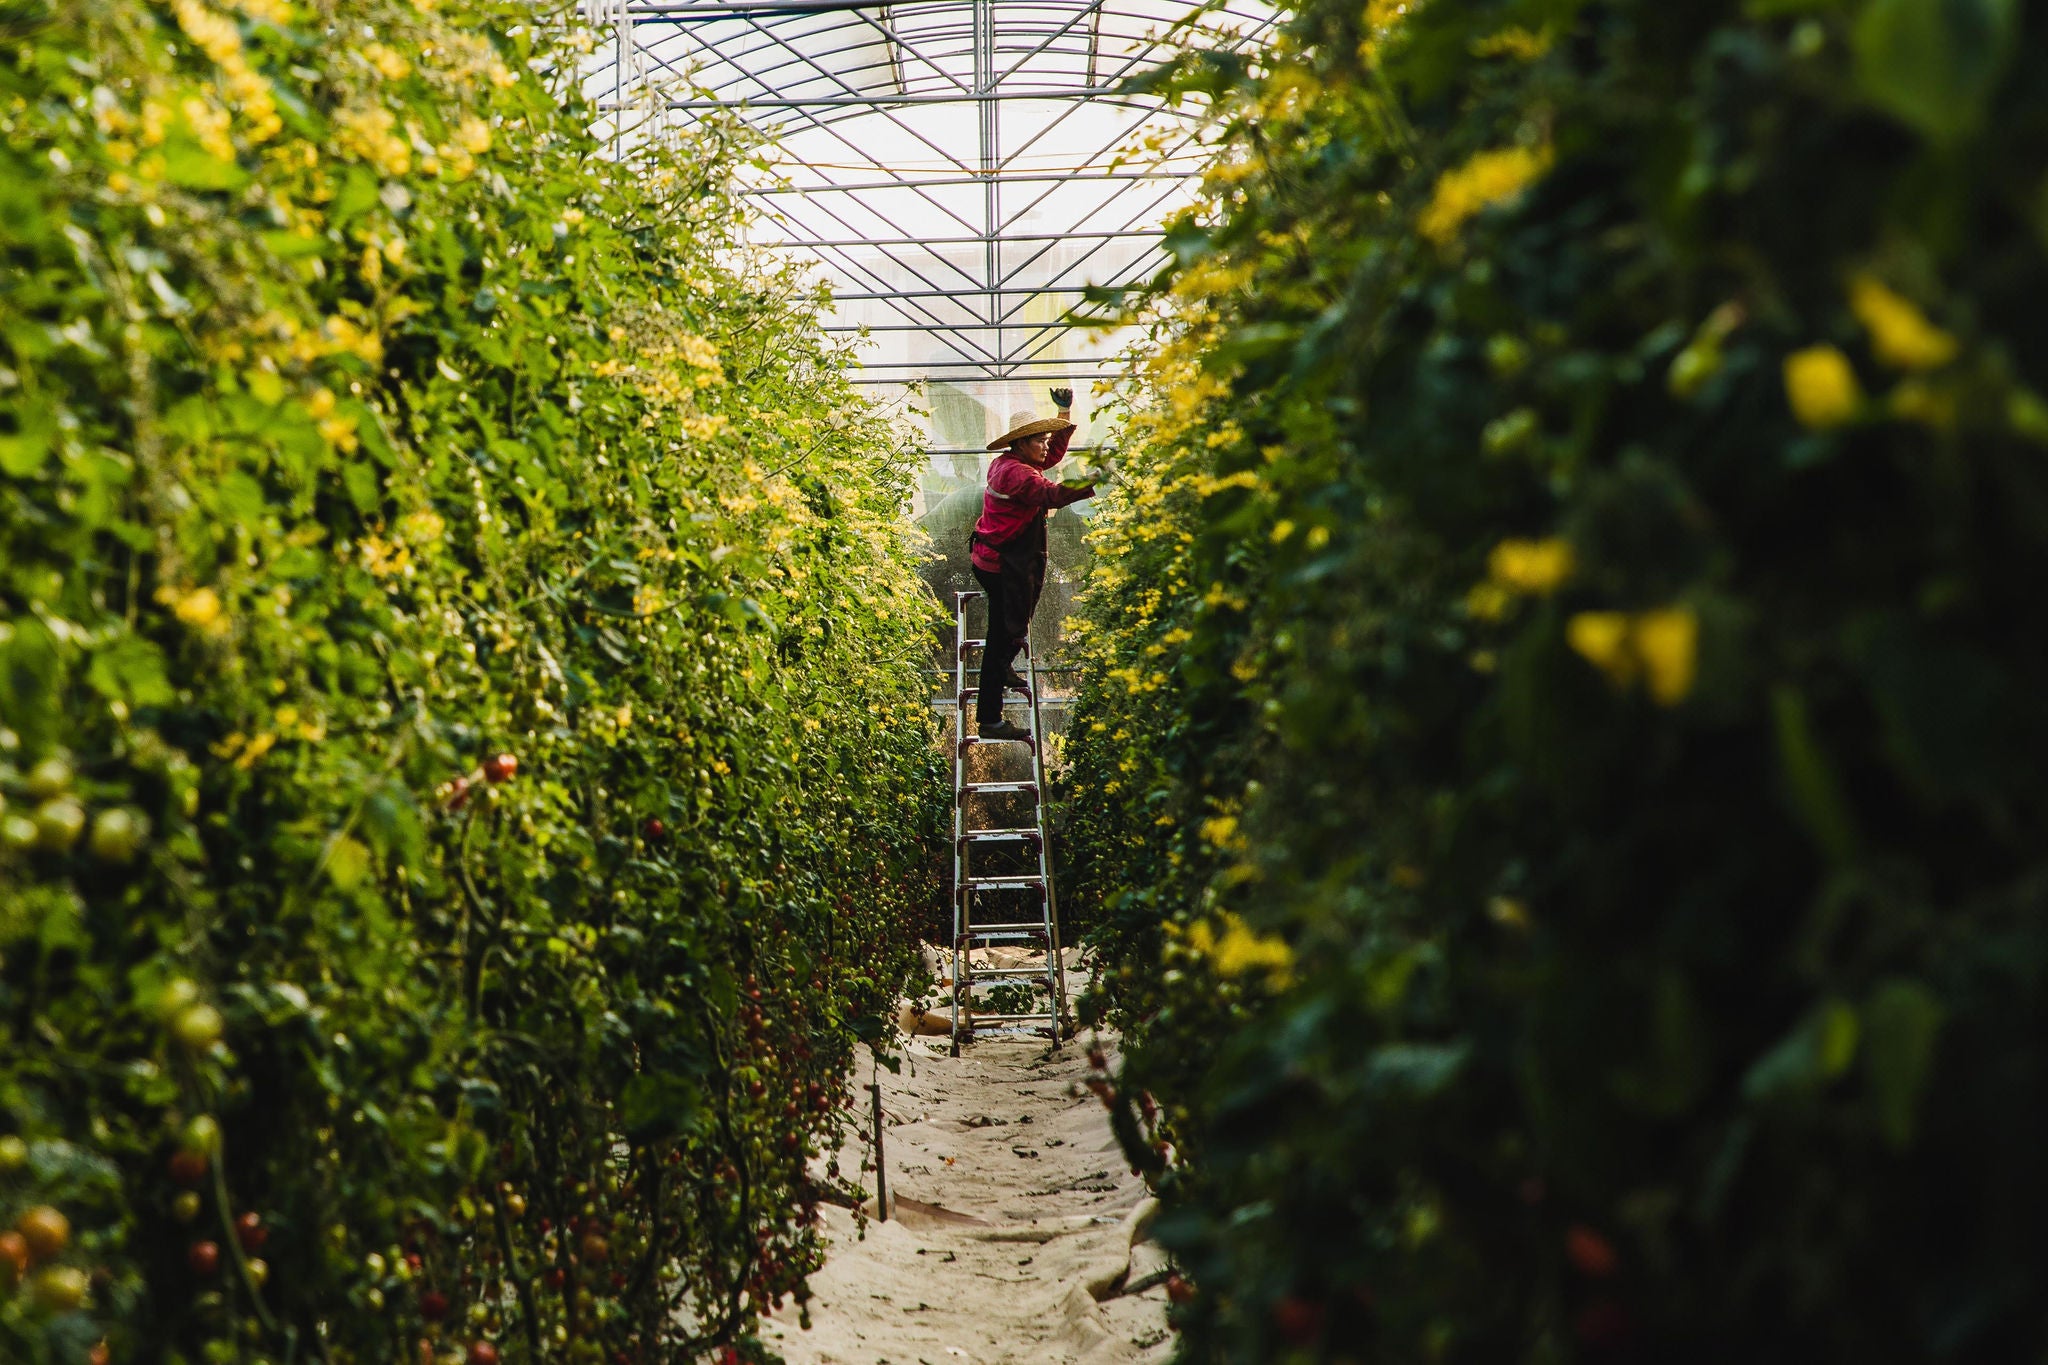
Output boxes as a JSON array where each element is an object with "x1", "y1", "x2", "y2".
[{"x1": 1048, "y1": 386, "x2": 1074, "y2": 410}]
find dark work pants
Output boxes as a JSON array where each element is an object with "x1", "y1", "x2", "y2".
[{"x1": 971, "y1": 518, "x2": 1047, "y2": 727}]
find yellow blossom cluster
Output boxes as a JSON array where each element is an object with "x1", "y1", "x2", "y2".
[
  {"x1": 1847, "y1": 274, "x2": 1957, "y2": 371},
  {"x1": 170, "y1": 0, "x2": 282, "y2": 144},
  {"x1": 1177, "y1": 912, "x2": 1294, "y2": 984},
  {"x1": 1566, "y1": 605, "x2": 1698, "y2": 705},
  {"x1": 157, "y1": 585, "x2": 227, "y2": 634},
  {"x1": 1417, "y1": 144, "x2": 1553, "y2": 245},
  {"x1": 1783, "y1": 345, "x2": 1862, "y2": 429},
  {"x1": 358, "y1": 535, "x2": 412, "y2": 577},
  {"x1": 335, "y1": 104, "x2": 411, "y2": 177}
]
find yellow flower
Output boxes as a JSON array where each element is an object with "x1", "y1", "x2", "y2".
[
  {"x1": 166, "y1": 586, "x2": 223, "y2": 629},
  {"x1": 1487, "y1": 537, "x2": 1574, "y2": 595},
  {"x1": 1199, "y1": 815, "x2": 1238, "y2": 846},
  {"x1": 359, "y1": 535, "x2": 411, "y2": 577},
  {"x1": 363, "y1": 43, "x2": 411, "y2": 82},
  {"x1": 1418, "y1": 145, "x2": 1553, "y2": 245},
  {"x1": 1783, "y1": 345, "x2": 1863, "y2": 429},
  {"x1": 318, "y1": 414, "x2": 360, "y2": 452},
  {"x1": 1566, "y1": 605, "x2": 1698, "y2": 705},
  {"x1": 1848, "y1": 274, "x2": 1957, "y2": 371},
  {"x1": 1633, "y1": 607, "x2": 1698, "y2": 704},
  {"x1": 456, "y1": 117, "x2": 493, "y2": 155},
  {"x1": 1185, "y1": 912, "x2": 1293, "y2": 984}
]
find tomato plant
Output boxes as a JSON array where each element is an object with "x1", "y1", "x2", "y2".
[
  {"x1": 0, "y1": 0, "x2": 946, "y2": 1358},
  {"x1": 1066, "y1": 0, "x2": 2048, "y2": 1359}
]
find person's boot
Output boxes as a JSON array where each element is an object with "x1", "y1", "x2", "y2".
[
  {"x1": 979, "y1": 718, "x2": 1032, "y2": 742},
  {"x1": 1004, "y1": 669, "x2": 1030, "y2": 692}
]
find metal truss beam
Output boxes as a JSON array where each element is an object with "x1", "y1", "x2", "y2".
[{"x1": 586, "y1": 0, "x2": 1272, "y2": 389}]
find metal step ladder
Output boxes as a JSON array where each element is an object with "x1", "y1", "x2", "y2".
[{"x1": 949, "y1": 589, "x2": 1070, "y2": 1056}]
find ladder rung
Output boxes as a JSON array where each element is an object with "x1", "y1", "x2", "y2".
[
  {"x1": 956, "y1": 686, "x2": 1035, "y2": 705},
  {"x1": 960, "y1": 782, "x2": 1038, "y2": 800},
  {"x1": 959, "y1": 639, "x2": 1032, "y2": 655},
  {"x1": 959, "y1": 828, "x2": 1039, "y2": 843},
  {"x1": 958, "y1": 924, "x2": 1049, "y2": 938},
  {"x1": 964, "y1": 876, "x2": 1045, "y2": 890},
  {"x1": 958, "y1": 735, "x2": 1035, "y2": 753},
  {"x1": 961, "y1": 967, "x2": 1055, "y2": 979},
  {"x1": 968, "y1": 1012, "x2": 1057, "y2": 1023}
]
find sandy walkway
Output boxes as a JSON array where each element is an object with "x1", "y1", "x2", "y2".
[{"x1": 762, "y1": 1031, "x2": 1174, "y2": 1365}]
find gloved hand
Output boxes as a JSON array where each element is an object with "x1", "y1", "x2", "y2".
[{"x1": 1048, "y1": 386, "x2": 1074, "y2": 410}]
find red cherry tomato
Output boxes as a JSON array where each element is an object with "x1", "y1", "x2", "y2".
[
  {"x1": 1270, "y1": 1295, "x2": 1326, "y2": 1346},
  {"x1": 1565, "y1": 1224, "x2": 1619, "y2": 1278},
  {"x1": 168, "y1": 1150, "x2": 209, "y2": 1187},
  {"x1": 0, "y1": 1231, "x2": 28, "y2": 1284},
  {"x1": 482, "y1": 753, "x2": 518, "y2": 784},
  {"x1": 419, "y1": 1289, "x2": 449, "y2": 1320},
  {"x1": 188, "y1": 1241, "x2": 221, "y2": 1277},
  {"x1": 235, "y1": 1211, "x2": 269, "y2": 1252},
  {"x1": 467, "y1": 1343, "x2": 500, "y2": 1365}
]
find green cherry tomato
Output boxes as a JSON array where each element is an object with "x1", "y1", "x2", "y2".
[
  {"x1": 181, "y1": 1115, "x2": 222, "y2": 1154},
  {"x1": 173, "y1": 1004, "x2": 225, "y2": 1050},
  {"x1": 33, "y1": 798, "x2": 86, "y2": 852},
  {"x1": 89, "y1": 807, "x2": 148, "y2": 862},
  {"x1": 30, "y1": 1265, "x2": 89, "y2": 1312},
  {"x1": 0, "y1": 814, "x2": 31, "y2": 855},
  {"x1": 24, "y1": 756, "x2": 73, "y2": 798}
]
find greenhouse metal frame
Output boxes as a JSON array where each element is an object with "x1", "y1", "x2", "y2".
[{"x1": 581, "y1": 0, "x2": 1275, "y2": 393}]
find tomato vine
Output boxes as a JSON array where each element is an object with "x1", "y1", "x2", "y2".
[
  {"x1": 1066, "y1": 0, "x2": 2048, "y2": 1359},
  {"x1": 0, "y1": 0, "x2": 945, "y2": 1360}
]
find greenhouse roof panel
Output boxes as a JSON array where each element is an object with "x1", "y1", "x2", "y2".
[{"x1": 586, "y1": 0, "x2": 1272, "y2": 390}]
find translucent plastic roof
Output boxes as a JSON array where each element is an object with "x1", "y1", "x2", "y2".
[{"x1": 584, "y1": 0, "x2": 1274, "y2": 417}]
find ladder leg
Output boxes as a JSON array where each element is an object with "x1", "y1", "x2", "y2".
[{"x1": 952, "y1": 591, "x2": 971, "y2": 1058}]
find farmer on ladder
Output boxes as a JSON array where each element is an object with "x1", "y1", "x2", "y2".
[{"x1": 970, "y1": 387, "x2": 1094, "y2": 742}]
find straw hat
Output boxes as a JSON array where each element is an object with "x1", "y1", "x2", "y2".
[{"x1": 988, "y1": 410, "x2": 1076, "y2": 451}]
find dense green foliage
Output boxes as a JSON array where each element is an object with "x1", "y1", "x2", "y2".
[
  {"x1": 1064, "y1": 0, "x2": 2048, "y2": 1359},
  {"x1": 0, "y1": 0, "x2": 943, "y2": 1359}
]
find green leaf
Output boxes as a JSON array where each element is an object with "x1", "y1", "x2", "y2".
[
  {"x1": 331, "y1": 166, "x2": 381, "y2": 225},
  {"x1": 1863, "y1": 978, "x2": 1943, "y2": 1149},
  {"x1": 0, "y1": 400, "x2": 56, "y2": 477},
  {"x1": 1854, "y1": 0, "x2": 2017, "y2": 141},
  {"x1": 326, "y1": 837, "x2": 372, "y2": 891},
  {"x1": 161, "y1": 138, "x2": 250, "y2": 192},
  {"x1": 85, "y1": 635, "x2": 174, "y2": 708},
  {"x1": 619, "y1": 1072, "x2": 706, "y2": 1140},
  {"x1": 343, "y1": 461, "x2": 381, "y2": 513},
  {"x1": 1365, "y1": 1042, "x2": 1471, "y2": 1096},
  {"x1": 1771, "y1": 686, "x2": 1858, "y2": 862}
]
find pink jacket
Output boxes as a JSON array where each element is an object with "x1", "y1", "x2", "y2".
[{"x1": 970, "y1": 426, "x2": 1093, "y2": 572}]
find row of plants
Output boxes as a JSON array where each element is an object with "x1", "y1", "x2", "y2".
[
  {"x1": 0, "y1": 0, "x2": 944, "y2": 1360},
  {"x1": 1064, "y1": 0, "x2": 2048, "y2": 1359}
]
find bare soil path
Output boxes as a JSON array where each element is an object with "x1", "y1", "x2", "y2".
[{"x1": 762, "y1": 1032, "x2": 1173, "y2": 1365}]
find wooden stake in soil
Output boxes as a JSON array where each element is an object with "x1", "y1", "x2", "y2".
[{"x1": 868, "y1": 1081, "x2": 888, "y2": 1221}]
